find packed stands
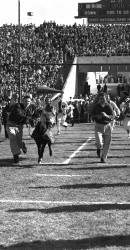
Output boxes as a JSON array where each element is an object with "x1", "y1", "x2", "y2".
[{"x1": 0, "y1": 22, "x2": 130, "y2": 105}]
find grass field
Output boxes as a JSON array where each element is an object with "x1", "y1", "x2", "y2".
[{"x1": 0, "y1": 122, "x2": 130, "y2": 250}]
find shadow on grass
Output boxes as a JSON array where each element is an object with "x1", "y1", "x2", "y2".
[
  {"x1": 109, "y1": 155, "x2": 130, "y2": 158},
  {"x1": 111, "y1": 148, "x2": 130, "y2": 152},
  {"x1": 79, "y1": 148, "x2": 95, "y2": 152},
  {"x1": 0, "y1": 158, "x2": 14, "y2": 166},
  {"x1": 0, "y1": 159, "x2": 35, "y2": 168},
  {"x1": 54, "y1": 141, "x2": 86, "y2": 145},
  {"x1": 54, "y1": 164, "x2": 129, "y2": 170},
  {"x1": 16, "y1": 164, "x2": 35, "y2": 169},
  {"x1": 7, "y1": 203, "x2": 130, "y2": 213},
  {"x1": 74, "y1": 155, "x2": 130, "y2": 159},
  {"x1": 111, "y1": 143, "x2": 130, "y2": 146},
  {"x1": 0, "y1": 235, "x2": 130, "y2": 249},
  {"x1": 28, "y1": 182, "x2": 130, "y2": 190}
]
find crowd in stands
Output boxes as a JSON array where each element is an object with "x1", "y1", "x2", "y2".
[
  {"x1": 104, "y1": 74, "x2": 128, "y2": 84},
  {"x1": 0, "y1": 22, "x2": 130, "y2": 106}
]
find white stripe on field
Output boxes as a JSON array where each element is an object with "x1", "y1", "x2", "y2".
[
  {"x1": 35, "y1": 174, "x2": 91, "y2": 177},
  {"x1": 63, "y1": 137, "x2": 93, "y2": 164},
  {"x1": 0, "y1": 200, "x2": 130, "y2": 205}
]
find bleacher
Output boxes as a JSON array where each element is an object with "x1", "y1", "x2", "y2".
[{"x1": 0, "y1": 23, "x2": 130, "y2": 103}]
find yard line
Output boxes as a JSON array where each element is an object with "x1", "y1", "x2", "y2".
[
  {"x1": 35, "y1": 174, "x2": 91, "y2": 177},
  {"x1": 0, "y1": 200, "x2": 130, "y2": 205},
  {"x1": 63, "y1": 137, "x2": 93, "y2": 164}
]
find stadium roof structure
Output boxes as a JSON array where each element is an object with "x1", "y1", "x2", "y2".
[{"x1": 77, "y1": 56, "x2": 130, "y2": 72}]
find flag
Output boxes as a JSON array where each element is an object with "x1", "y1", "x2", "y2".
[{"x1": 27, "y1": 12, "x2": 33, "y2": 16}]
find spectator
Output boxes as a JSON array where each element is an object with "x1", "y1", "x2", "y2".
[
  {"x1": 103, "y1": 83, "x2": 107, "y2": 93},
  {"x1": 0, "y1": 22, "x2": 130, "y2": 106},
  {"x1": 106, "y1": 94, "x2": 120, "y2": 129},
  {"x1": 6, "y1": 95, "x2": 33, "y2": 163},
  {"x1": 0, "y1": 105, "x2": 3, "y2": 142},
  {"x1": 97, "y1": 83, "x2": 101, "y2": 93},
  {"x1": 2, "y1": 97, "x2": 14, "y2": 138},
  {"x1": 67, "y1": 101, "x2": 75, "y2": 126},
  {"x1": 73, "y1": 100, "x2": 80, "y2": 123},
  {"x1": 122, "y1": 100, "x2": 130, "y2": 138}
]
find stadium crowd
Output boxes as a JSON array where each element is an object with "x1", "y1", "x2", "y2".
[{"x1": 0, "y1": 22, "x2": 130, "y2": 103}]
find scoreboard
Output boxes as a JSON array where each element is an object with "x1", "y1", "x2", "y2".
[{"x1": 75, "y1": 0, "x2": 130, "y2": 24}]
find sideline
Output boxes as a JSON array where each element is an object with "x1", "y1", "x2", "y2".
[
  {"x1": 0, "y1": 200, "x2": 130, "y2": 205},
  {"x1": 35, "y1": 174, "x2": 91, "y2": 177},
  {"x1": 63, "y1": 137, "x2": 93, "y2": 164}
]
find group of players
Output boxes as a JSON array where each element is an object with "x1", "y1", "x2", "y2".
[
  {"x1": 1, "y1": 90, "x2": 130, "y2": 164},
  {"x1": 2, "y1": 93, "x2": 74, "y2": 163}
]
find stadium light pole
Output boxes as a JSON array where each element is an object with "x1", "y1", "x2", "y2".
[{"x1": 18, "y1": 0, "x2": 21, "y2": 102}]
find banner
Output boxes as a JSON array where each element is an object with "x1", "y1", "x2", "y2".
[{"x1": 27, "y1": 12, "x2": 33, "y2": 16}]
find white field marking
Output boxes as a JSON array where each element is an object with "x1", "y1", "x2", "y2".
[
  {"x1": 35, "y1": 163, "x2": 68, "y2": 165},
  {"x1": 0, "y1": 200, "x2": 130, "y2": 205},
  {"x1": 35, "y1": 174, "x2": 91, "y2": 177},
  {"x1": 63, "y1": 137, "x2": 93, "y2": 165}
]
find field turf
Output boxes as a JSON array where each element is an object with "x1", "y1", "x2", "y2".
[{"x1": 0, "y1": 122, "x2": 130, "y2": 250}]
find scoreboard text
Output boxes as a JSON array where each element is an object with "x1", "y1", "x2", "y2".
[{"x1": 76, "y1": 0, "x2": 130, "y2": 23}]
